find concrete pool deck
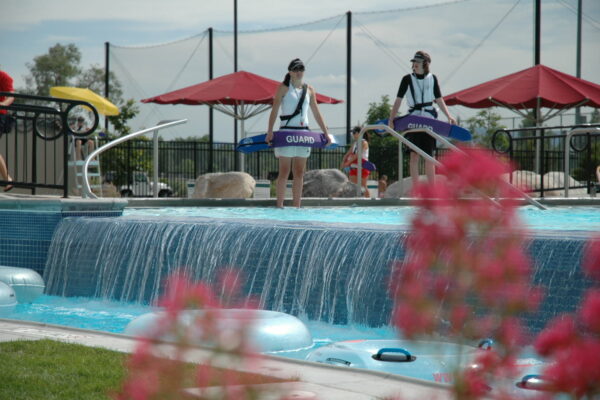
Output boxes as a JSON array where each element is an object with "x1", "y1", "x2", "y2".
[
  {"x1": 2, "y1": 193, "x2": 600, "y2": 208},
  {"x1": 0, "y1": 318, "x2": 455, "y2": 399}
]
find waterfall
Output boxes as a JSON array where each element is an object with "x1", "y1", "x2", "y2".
[
  {"x1": 44, "y1": 215, "x2": 592, "y2": 332},
  {"x1": 44, "y1": 216, "x2": 407, "y2": 326}
]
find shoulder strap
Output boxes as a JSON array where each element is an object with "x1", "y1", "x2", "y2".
[
  {"x1": 408, "y1": 74, "x2": 416, "y2": 105},
  {"x1": 280, "y1": 83, "x2": 308, "y2": 126}
]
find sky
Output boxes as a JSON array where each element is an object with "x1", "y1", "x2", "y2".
[{"x1": 1, "y1": 0, "x2": 599, "y2": 142}]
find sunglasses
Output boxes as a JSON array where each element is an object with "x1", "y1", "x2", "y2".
[{"x1": 290, "y1": 67, "x2": 305, "y2": 72}]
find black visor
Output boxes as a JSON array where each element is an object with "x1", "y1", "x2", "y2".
[{"x1": 288, "y1": 59, "x2": 305, "y2": 71}]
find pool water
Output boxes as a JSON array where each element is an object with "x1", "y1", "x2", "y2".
[
  {"x1": 9, "y1": 295, "x2": 399, "y2": 358},
  {"x1": 124, "y1": 206, "x2": 600, "y2": 231}
]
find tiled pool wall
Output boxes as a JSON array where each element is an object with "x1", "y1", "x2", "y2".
[
  {"x1": 40, "y1": 213, "x2": 595, "y2": 335},
  {"x1": 0, "y1": 199, "x2": 126, "y2": 275}
]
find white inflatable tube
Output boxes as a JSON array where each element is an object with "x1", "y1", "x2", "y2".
[
  {"x1": 306, "y1": 339, "x2": 480, "y2": 383},
  {"x1": 0, "y1": 281, "x2": 17, "y2": 316},
  {"x1": 124, "y1": 309, "x2": 313, "y2": 353},
  {"x1": 0, "y1": 266, "x2": 45, "y2": 303},
  {"x1": 307, "y1": 339, "x2": 548, "y2": 397}
]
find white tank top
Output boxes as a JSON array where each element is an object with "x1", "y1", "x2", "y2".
[
  {"x1": 280, "y1": 84, "x2": 310, "y2": 128},
  {"x1": 351, "y1": 139, "x2": 369, "y2": 163}
]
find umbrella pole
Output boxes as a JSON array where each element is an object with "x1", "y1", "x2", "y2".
[
  {"x1": 534, "y1": 97, "x2": 542, "y2": 175},
  {"x1": 240, "y1": 117, "x2": 245, "y2": 172},
  {"x1": 239, "y1": 101, "x2": 246, "y2": 173}
]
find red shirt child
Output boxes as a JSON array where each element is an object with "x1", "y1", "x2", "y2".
[{"x1": 0, "y1": 70, "x2": 15, "y2": 114}]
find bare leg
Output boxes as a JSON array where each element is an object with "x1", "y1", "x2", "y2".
[
  {"x1": 0, "y1": 155, "x2": 12, "y2": 191},
  {"x1": 276, "y1": 157, "x2": 292, "y2": 208},
  {"x1": 0, "y1": 155, "x2": 11, "y2": 181},
  {"x1": 349, "y1": 174, "x2": 369, "y2": 198},
  {"x1": 76, "y1": 140, "x2": 83, "y2": 161},
  {"x1": 87, "y1": 141, "x2": 95, "y2": 159},
  {"x1": 409, "y1": 152, "x2": 420, "y2": 188},
  {"x1": 291, "y1": 157, "x2": 307, "y2": 208},
  {"x1": 425, "y1": 159, "x2": 436, "y2": 183}
]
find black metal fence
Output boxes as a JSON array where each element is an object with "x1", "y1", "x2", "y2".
[
  {"x1": 491, "y1": 124, "x2": 600, "y2": 197},
  {"x1": 0, "y1": 92, "x2": 101, "y2": 197},
  {"x1": 3, "y1": 94, "x2": 598, "y2": 200},
  {"x1": 97, "y1": 138, "x2": 349, "y2": 197}
]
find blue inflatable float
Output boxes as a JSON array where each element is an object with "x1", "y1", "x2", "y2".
[
  {"x1": 124, "y1": 309, "x2": 313, "y2": 353},
  {"x1": 0, "y1": 266, "x2": 45, "y2": 303}
]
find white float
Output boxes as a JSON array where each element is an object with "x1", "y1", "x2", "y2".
[
  {"x1": 0, "y1": 281, "x2": 17, "y2": 316},
  {"x1": 0, "y1": 266, "x2": 45, "y2": 303},
  {"x1": 306, "y1": 339, "x2": 482, "y2": 383},
  {"x1": 124, "y1": 309, "x2": 313, "y2": 353},
  {"x1": 307, "y1": 338, "x2": 549, "y2": 397}
]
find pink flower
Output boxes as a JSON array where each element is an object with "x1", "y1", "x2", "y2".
[
  {"x1": 583, "y1": 237, "x2": 600, "y2": 281},
  {"x1": 580, "y1": 290, "x2": 600, "y2": 334},
  {"x1": 542, "y1": 339, "x2": 600, "y2": 397},
  {"x1": 393, "y1": 303, "x2": 435, "y2": 339},
  {"x1": 534, "y1": 316, "x2": 577, "y2": 356}
]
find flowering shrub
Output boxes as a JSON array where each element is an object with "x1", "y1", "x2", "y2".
[
  {"x1": 115, "y1": 269, "x2": 291, "y2": 400},
  {"x1": 391, "y1": 147, "x2": 544, "y2": 398},
  {"x1": 534, "y1": 237, "x2": 600, "y2": 399}
]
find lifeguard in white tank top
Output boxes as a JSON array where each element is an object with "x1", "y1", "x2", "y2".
[{"x1": 275, "y1": 83, "x2": 311, "y2": 159}]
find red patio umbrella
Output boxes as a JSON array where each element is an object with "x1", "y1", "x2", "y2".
[
  {"x1": 444, "y1": 64, "x2": 600, "y2": 124},
  {"x1": 143, "y1": 70, "x2": 342, "y2": 107}
]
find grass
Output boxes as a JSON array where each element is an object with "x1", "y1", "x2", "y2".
[
  {"x1": 0, "y1": 339, "x2": 127, "y2": 400},
  {"x1": 0, "y1": 339, "x2": 294, "y2": 400}
]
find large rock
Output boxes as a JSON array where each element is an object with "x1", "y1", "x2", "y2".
[
  {"x1": 303, "y1": 169, "x2": 360, "y2": 198},
  {"x1": 501, "y1": 170, "x2": 587, "y2": 197},
  {"x1": 193, "y1": 172, "x2": 255, "y2": 199},
  {"x1": 385, "y1": 175, "x2": 447, "y2": 198}
]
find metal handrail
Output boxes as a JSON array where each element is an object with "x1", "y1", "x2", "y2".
[
  {"x1": 356, "y1": 124, "x2": 547, "y2": 210},
  {"x1": 564, "y1": 126, "x2": 600, "y2": 197},
  {"x1": 82, "y1": 119, "x2": 187, "y2": 199}
]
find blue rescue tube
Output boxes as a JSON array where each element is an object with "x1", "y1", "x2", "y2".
[
  {"x1": 124, "y1": 309, "x2": 313, "y2": 353},
  {"x1": 393, "y1": 115, "x2": 472, "y2": 142},
  {"x1": 306, "y1": 339, "x2": 480, "y2": 383},
  {"x1": 0, "y1": 266, "x2": 45, "y2": 303},
  {"x1": 0, "y1": 281, "x2": 17, "y2": 316}
]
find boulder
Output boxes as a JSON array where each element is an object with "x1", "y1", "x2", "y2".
[
  {"x1": 193, "y1": 172, "x2": 255, "y2": 199},
  {"x1": 303, "y1": 169, "x2": 360, "y2": 198},
  {"x1": 501, "y1": 170, "x2": 540, "y2": 191},
  {"x1": 385, "y1": 175, "x2": 447, "y2": 198}
]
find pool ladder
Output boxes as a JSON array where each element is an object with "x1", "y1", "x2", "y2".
[
  {"x1": 80, "y1": 119, "x2": 187, "y2": 199},
  {"x1": 355, "y1": 124, "x2": 547, "y2": 210}
]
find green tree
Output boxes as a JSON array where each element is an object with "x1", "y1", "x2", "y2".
[
  {"x1": 365, "y1": 95, "x2": 400, "y2": 181},
  {"x1": 465, "y1": 109, "x2": 507, "y2": 148},
  {"x1": 365, "y1": 95, "x2": 392, "y2": 124},
  {"x1": 25, "y1": 43, "x2": 82, "y2": 96},
  {"x1": 76, "y1": 64, "x2": 123, "y2": 105},
  {"x1": 107, "y1": 99, "x2": 139, "y2": 137}
]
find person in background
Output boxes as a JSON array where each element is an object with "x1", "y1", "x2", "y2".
[
  {"x1": 388, "y1": 50, "x2": 456, "y2": 187},
  {"x1": 341, "y1": 126, "x2": 371, "y2": 198},
  {"x1": 72, "y1": 116, "x2": 95, "y2": 161},
  {"x1": 378, "y1": 174, "x2": 388, "y2": 198},
  {"x1": 266, "y1": 58, "x2": 331, "y2": 208},
  {"x1": 0, "y1": 69, "x2": 14, "y2": 192}
]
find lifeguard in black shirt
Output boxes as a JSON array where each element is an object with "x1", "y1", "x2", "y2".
[{"x1": 388, "y1": 51, "x2": 456, "y2": 187}]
